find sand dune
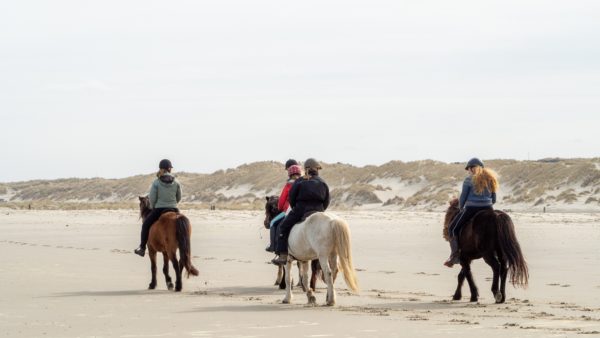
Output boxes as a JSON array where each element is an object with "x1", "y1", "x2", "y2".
[{"x1": 1, "y1": 209, "x2": 599, "y2": 337}]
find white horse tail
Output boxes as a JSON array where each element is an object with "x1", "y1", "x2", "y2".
[{"x1": 331, "y1": 218, "x2": 359, "y2": 293}]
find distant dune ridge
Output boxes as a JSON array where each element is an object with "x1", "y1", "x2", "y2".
[{"x1": 1, "y1": 158, "x2": 600, "y2": 211}]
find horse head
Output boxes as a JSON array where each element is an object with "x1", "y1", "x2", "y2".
[
  {"x1": 264, "y1": 195, "x2": 279, "y2": 229},
  {"x1": 138, "y1": 195, "x2": 152, "y2": 221}
]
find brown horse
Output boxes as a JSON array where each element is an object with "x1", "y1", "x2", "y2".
[
  {"x1": 444, "y1": 198, "x2": 528, "y2": 303},
  {"x1": 139, "y1": 196, "x2": 199, "y2": 291},
  {"x1": 264, "y1": 196, "x2": 322, "y2": 291}
]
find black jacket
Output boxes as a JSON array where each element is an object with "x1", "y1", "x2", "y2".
[{"x1": 289, "y1": 175, "x2": 330, "y2": 213}]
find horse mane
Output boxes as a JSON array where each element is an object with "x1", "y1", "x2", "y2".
[
  {"x1": 443, "y1": 198, "x2": 460, "y2": 241},
  {"x1": 139, "y1": 196, "x2": 152, "y2": 221}
]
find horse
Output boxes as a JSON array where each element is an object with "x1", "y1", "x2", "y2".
[
  {"x1": 138, "y1": 196, "x2": 199, "y2": 291},
  {"x1": 264, "y1": 196, "x2": 322, "y2": 290},
  {"x1": 283, "y1": 212, "x2": 359, "y2": 306},
  {"x1": 443, "y1": 198, "x2": 528, "y2": 303}
]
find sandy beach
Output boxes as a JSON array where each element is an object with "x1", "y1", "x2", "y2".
[{"x1": 1, "y1": 209, "x2": 599, "y2": 337}]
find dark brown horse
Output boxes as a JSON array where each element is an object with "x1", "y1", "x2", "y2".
[
  {"x1": 444, "y1": 198, "x2": 528, "y2": 303},
  {"x1": 139, "y1": 196, "x2": 199, "y2": 291},
  {"x1": 264, "y1": 196, "x2": 322, "y2": 291}
]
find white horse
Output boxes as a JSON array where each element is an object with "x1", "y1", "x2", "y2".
[{"x1": 282, "y1": 212, "x2": 359, "y2": 306}]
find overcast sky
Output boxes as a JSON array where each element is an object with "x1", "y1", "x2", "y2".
[{"x1": 1, "y1": 1, "x2": 599, "y2": 182}]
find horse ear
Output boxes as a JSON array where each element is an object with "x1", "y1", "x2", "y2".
[
  {"x1": 266, "y1": 196, "x2": 270, "y2": 201},
  {"x1": 139, "y1": 196, "x2": 144, "y2": 201}
]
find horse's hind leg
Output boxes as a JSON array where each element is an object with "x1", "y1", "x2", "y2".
[
  {"x1": 484, "y1": 254, "x2": 501, "y2": 303},
  {"x1": 329, "y1": 253, "x2": 339, "y2": 284},
  {"x1": 148, "y1": 249, "x2": 158, "y2": 290},
  {"x1": 296, "y1": 261, "x2": 303, "y2": 287},
  {"x1": 301, "y1": 261, "x2": 316, "y2": 305},
  {"x1": 170, "y1": 251, "x2": 182, "y2": 292},
  {"x1": 275, "y1": 265, "x2": 284, "y2": 287},
  {"x1": 309, "y1": 260, "x2": 321, "y2": 291},
  {"x1": 319, "y1": 255, "x2": 335, "y2": 306},
  {"x1": 163, "y1": 252, "x2": 174, "y2": 291},
  {"x1": 498, "y1": 253, "x2": 509, "y2": 304}
]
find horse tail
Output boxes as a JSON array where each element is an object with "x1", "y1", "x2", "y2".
[
  {"x1": 331, "y1": 218, "x2": 359, "y2": 293},
  {"x1": 175, "y1": 215, "x2": 199, "y2": 278},
  {"x1": 495, "y1": 212, "x2": 528, "y2": 288}
]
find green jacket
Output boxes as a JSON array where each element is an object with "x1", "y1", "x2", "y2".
[{"x1": 149, "y1": 173, "x2": 182, "y2": 209}]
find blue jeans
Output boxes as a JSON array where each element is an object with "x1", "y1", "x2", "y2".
[{"x1": 269, "y1": 213, "x2": 285, "y2": 250}]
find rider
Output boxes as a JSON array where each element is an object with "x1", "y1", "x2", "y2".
[
  {"x1": 134, "y1": 159, "x2": 182, "y2": 257},
  {"x1": 266, "y1": 162, "x2": 303, "y2": 252},
  {"x1": 444, "y1": 158, "x2": 498, "y2": 267},
  {"x1": 272, "y1": 158, "x2": 330, "y2": 265}
]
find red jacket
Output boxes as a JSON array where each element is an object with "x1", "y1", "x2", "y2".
[{"x1": 278, "y1": 180, "x2": 294, "y2": 212}]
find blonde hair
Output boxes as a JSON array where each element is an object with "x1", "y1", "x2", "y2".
[
  {"x1": 471, "y1": 166, "x2": 499, "y2": 194},
  {"x1": 156, "y1": 168, "x2": 168, "y2": 178}
]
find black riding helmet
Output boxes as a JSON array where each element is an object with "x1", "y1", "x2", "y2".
[
  {"x1": 304, "y1": 158, "x2": 322, "y2": 170},
  {"x1": 159, "y1": 159, "x2": 173, "y2": 169},
  {"x1": 465, "y1": 158, "x2": 484, "y2": 170},
  {"x1": 285, "y1": 159, "x2": 298, "y2": 170}
]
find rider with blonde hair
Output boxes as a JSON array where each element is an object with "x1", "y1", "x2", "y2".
[
  {"x1": 134, "y1": 159, "x2": 182, "y2": 257},
  {"x1": 444, "y1": 158, "x2": 498, "y2": 267}
]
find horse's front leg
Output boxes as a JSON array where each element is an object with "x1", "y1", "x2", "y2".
[
  {"x1": 170, "y1": 251, "x2": 182, "y2": 292},
  {"x1": 275, "y1": 265, "x2": 285, "y2": 288},
  {"x1": 148, "y1": 249, "x2": 158, "y2": 290},
  {"x1": 163, "y1": 252, "x2": 174, "y2": 291},
  {"x1": 484, "y1": 254, "x2": 501, "y2": 303},
  {"x1": 319, "y1": 255, "x2": 335, "y2": 306},
  {"x1": 296, "y1": 261, "x2": 303, "y2": 287},
  {"x1": 462, "y1": 260, "x2": 479, "y2": 302},
  {"x1": 453, "y1": 268, "x2": 466, "y2": 301},
  {"x1": 282, "y1": 259, "x2": 293, "y2": 304}
]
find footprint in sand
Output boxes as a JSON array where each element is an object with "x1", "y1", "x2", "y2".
[{"x1": 378, "y1": 270, "x2": 396, "y2": 275}]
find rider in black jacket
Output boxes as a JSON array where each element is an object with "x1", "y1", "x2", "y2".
[{"x1": 272, "y1": 158, "x2": 330, "y2": 265}]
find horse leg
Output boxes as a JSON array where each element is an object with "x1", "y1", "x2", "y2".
[
  {"x1": 484, "y1": 254, "x2": 502, "y2": 303},
  {"x1": 170, "y1": 251, "x2": 182, "y2": 292},
  {"x1": 319, "y1": 255, "x2": 335, "y2": 306},
  {"x1": 309, "y1": 260, "x2": 320, "y2": 291},
  {"x1": 148, "y1": 249, "x2": 157, "y2": 290},
  {"x1": 498, "y1": 253, "x2": 509, "y2": 304},
  {"x1": 462, "y1": 260, "x2": 479, "y2": 302},
  {"x1": 453, "y1": 268, "x2": 465, "y2": 301},
  {"x1": 163, "y1": 252, "x2": 174, "y2": 291},
  {"x1": 276, "y1": 265, "x2": 284, "y2": 287},
  {"x1": 329, "y1": 253, "x2": 339, "y2": 284},
  {"x1": 301, "y1": 261, "x2": 316, "y2": 305},
  {"x1": 296, "y1": 261, "x2": 303, "y2": 287},
  {"x1": 282, "y1": 259, "x2": 293, "y2": 304}
]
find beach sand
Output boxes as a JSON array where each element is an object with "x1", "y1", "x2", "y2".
[{"x1": 1, "y1": 209, "x2": 599, "y2": 337}]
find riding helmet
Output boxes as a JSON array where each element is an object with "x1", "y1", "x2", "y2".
[
  {"x1": 159, "y1": 159, "x2": 173, "y2": 169},
  {"x1": 287, "y1": 164, "x2": 302, "y2": 177},
  {"x1": 303, "y1": 158, "x2": 322, "y2": 170},
  {"x1": 285, "y1": 159, "x2": 298, "y2": 170},
  {"x1": 465, "y1": 158, "x2": 484, "y2": 169}
]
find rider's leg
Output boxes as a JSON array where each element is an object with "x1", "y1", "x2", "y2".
[
  {"x1": 267, "y1": 213, "x2": 285, "y2": 252},
  {"x1": 135, "y1": 208, "x2": 163, "y2": 257},
  {"x1": 272, "y1": 211, "x2": 303, "y2": 265}
]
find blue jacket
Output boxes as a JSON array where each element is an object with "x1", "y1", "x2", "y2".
[{"x1": 459, "y1": 176, "x2": 496, "y2": 208}]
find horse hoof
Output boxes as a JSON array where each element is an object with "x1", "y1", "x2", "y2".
[
  {"x1": 148, "y1": 283, "x2": 157, "y2": 290},
  {"x1": 167, "y1": 283, "x2": 174, "y2": 291},
  {"x1": 282, "y1": 298, "x2": 291, "y2": 304},
  {"x1": 452, "y1": 295, "x2": 461, "y2": 301},
  {"x1": 175, "y1": 288, "x2": 182, "y2": 292},
  {"x1": 470, "y1": 297, "x2": 478, "y2": 303},
  {"x1": 308, "y1": 296, "x2": 317, "y2": 305},
  {"x1": 494, "y1": 292, "x2": 503, "y2": 303},
  {"x1": 326, "y1": 301, "x2": 335, "y2": 307}
]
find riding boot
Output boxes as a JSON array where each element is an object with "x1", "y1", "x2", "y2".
[
  {"x1": 134, "y1": 246, "x2": 146, "y2": 257},
  {"x1": 271, "y1": 253, "x2": 288, "y2": 266},
  {"x1": 444, "y1": 237, "x2": 460, "y2": 267}
]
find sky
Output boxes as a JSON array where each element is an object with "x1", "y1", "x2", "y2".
[{"x1": 1, "y1": 1, "x2": 599, "y2": 182}]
